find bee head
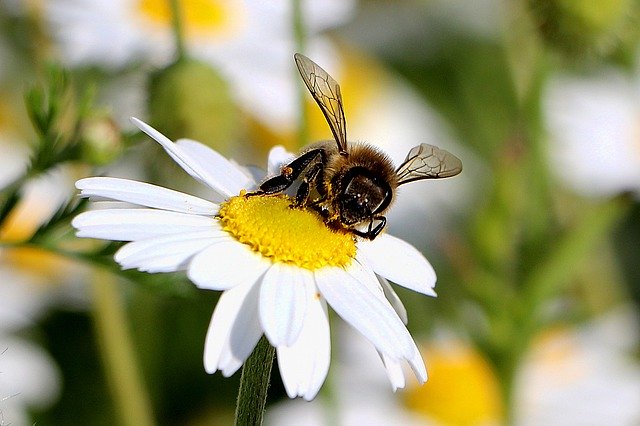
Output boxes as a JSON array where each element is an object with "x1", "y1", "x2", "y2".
[{"x1": 336, "y1": 167, "x2": 392, "y2": 226}]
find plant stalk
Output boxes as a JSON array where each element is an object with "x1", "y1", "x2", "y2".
[{"x1": 234, "y1": 337, "x2": 276, "y2": 426}]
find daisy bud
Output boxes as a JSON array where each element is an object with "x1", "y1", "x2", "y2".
[
  {"x1": 80, "y1": 113, "x2": 123, "y2": 166},
  {"x1": 148, "y1": 59, "x2": 238, "y2": 152}
]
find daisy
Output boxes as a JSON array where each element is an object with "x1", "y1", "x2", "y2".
[
  {"x1": 72, "y1": 118, "x2": 436, "y2": 400},
  {"x1": 43, "y1": 0, "x2": 354, "y2": 129},
  {"x1": 515, "y1": 307, "x2": 640, "y2": 426},
  {"x1": 0, "y1": 279, "x2": 62, "y2": 426},
  {"x1": 543, "y1": 68, "x2": 640, "y2": 198}
]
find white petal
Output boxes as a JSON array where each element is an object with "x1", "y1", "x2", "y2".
[
  {"x1": 259, "y1": 264, "x2": 309, "y2": 347},
  {"x1": 131, "y1": 117, "x2": 202, "y2": 182},
  {"x1": 114, "y1": 230, "x2": 223, "y2": 272},
  {"x1": 76, "y1": 177, "x2": 218, "y2": 215},
  {"x1": 266, "y1": 145, "x2": 294, "y2": 176},
  {"x1": 380, "y1": 352, "x2": 406, "y2": 391},
  {"x1": 378, "y1": 337, "x2": 427, "y2": 390},
  {"x1": 203, "y1": 280, "x2": 263, "y2": 377},
  {"x1": 277, "y1": 292, "x2": 330, "y2": 401},
  {"x1": 72, "y1": 209, "x2": 216, "y2": 241},
  {"x1": 344, "y1": 262, "x2": 427, "y2": 379},
  {"x1": 407, "y1": 338, "x2": 428, "y2": 384},
  {"x1": 379, "y1": 276, "x2": 408, "y2": 325},
  {"x1": 358, "y1": 234, "x2": 437, "y2": 297},
  {"x1": 176, "y1": 138, "x2": 255, "y2": 194},
  {"x1": 188, "y1": 239, "x2": 271, "y2": 291},
  {"x1": 131, "y1": 118, "x2": 251, "y2": 198},
  {"x1": 315, "y1": 266, "x2": 413, "y2": 361}
]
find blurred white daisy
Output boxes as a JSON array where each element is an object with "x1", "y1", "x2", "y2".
[
  {"x1": 0, "y1": 280, "x2": 62, "y2": 426},
  {"x1": 543, "y1": 68, "x2": 640, "y2": 198},
  {"x1": 0, "y1": 141, "x2": 65, "y2": 424},
  {"x1": 516, "y1": 307, "x2": 640, "y2": 425},
  {"x1": 44, "y1": 0, "x2": 354, "y2": 129},
  {"x1": 72, "y1": 118, "x2": 436, "y2": 400}
]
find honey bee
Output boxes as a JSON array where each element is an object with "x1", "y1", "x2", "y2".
[{"x1": 251, "y1": 53, "x2": 462, "y2": 240}]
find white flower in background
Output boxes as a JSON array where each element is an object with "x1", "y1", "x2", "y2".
[
  {"x1": 72, "y1": 118, "x2": 436, "y2": 400},
  {"x1": 0, "y1": 278, "x2": 62, "y2": 426},
  {"x1": 0, "y1": 142, "x2": 85, "y2": 291},
  {"x1": 0, "y1": 145, "x2": 66, "y2": 424},
  {"x1": 543, "y1": 69, "x2": 640, "y2": 198},
  {"x1": 44, "y1": 0, "x2": 354, "y2": 128},
  {"x1": 516, "y1": 307, "x2": 640, "y2": 425},
  {"x1": 0, "y1": 139, "x2": 88, "y2": 424},
  {"x1": 0, "y1": 138, "x2": 28, "y2": 189}
]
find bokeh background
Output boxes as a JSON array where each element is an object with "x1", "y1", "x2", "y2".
[{"x1": 1, "y1": 0, "x2": 639, "y2": 424}]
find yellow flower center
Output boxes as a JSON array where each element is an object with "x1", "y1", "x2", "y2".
[
  {"x1": 218, "y1": 194, "x2": 356, "y2": 270},
  {"x1": 137, "y1": 0, "x2": 244, "y2": 39}
]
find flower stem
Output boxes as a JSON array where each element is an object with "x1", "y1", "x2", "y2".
[
  {"x1": 91, "y1": 270, "x2": 156, "y2": 426},
  {"x1": 292, "y1": 0, "x2": 309, "y2": 148},
  {"x1": 234, "y1": 337, "x2": 275, "y2": 426},
  {"x1": 168, "y1": 0, "x2": 187, "y2": 61},
  {"x1": 523, "y1": 195, "x2": 631, "y2": 305}
]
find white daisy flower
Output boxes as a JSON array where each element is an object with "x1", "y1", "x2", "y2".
[
  {"x1": 44, "y1": 0, "x2": 354, "y2": 129},
  {"x1": 516, "y1": 307, "x2": 640, "y2": 425},
  {"x1": 72, "y1": 118, "x2": 435, "y2": 400},
  {"x1": 543, "y1": 69, "x2": 640, "y2": 198}
]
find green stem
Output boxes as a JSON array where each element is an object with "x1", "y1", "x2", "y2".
[
  {"x1": 91, "y1": 270, "x2": 156, "y2": 426},
  {"x1": 523, "y1": 195, "x2": 631, "y2": 306},
  {"x1": 292, "y1": 0, "x2": 309, "y2": 148},
  {"x1": 496, "y1": 352, "x2": 519, "y2": 426},
  {"x1": 0, "y1": 180, "x2": 24, "y2": 227},
  {"x1": 169, "y1": 0, "x2": 187, "y2": 60},
  {"x1": 234, "y1": 337, "x2": 276, "y2": 426}
]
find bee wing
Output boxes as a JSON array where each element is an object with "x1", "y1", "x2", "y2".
[
  {"x1": 294, "y1": 53, "x2": 348, "y2": 154},
  {"x1": 396, "y1": 143, "x2": 462, "y2": 185}
]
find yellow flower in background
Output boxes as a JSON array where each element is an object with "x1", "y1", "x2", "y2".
[
  {"x1": 403, "y1": 340, "x2": 503, "y2": 426},
  {"x1": 137, "y1": 0, "x2": 244, "y2": 40}
]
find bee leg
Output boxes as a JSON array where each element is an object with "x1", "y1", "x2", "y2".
[
  {"x1": 294, "y1": 162, "x2": 324, "y2": 207},
  {"x1": 352, "y1": 216, "x2": 387, "y2": 240},
  {"x1": 252, "y1": 148, "x2": 325, "y2": 195}
]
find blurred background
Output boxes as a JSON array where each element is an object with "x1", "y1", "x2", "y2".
[{"x1": 1, "y1": 0, "x2": 639, "y2": 424}]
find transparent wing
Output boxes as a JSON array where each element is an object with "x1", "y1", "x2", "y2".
[
  {"x1": 294, "y1": 53, "x2": 348, "y2": 154},
  {"x1": 396, "y1": 143, "x2": 462, "y2": 185}
]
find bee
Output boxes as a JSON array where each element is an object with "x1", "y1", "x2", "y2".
[{"x1": 251, "y1": 53, "x2": 462, "y2": 240}]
